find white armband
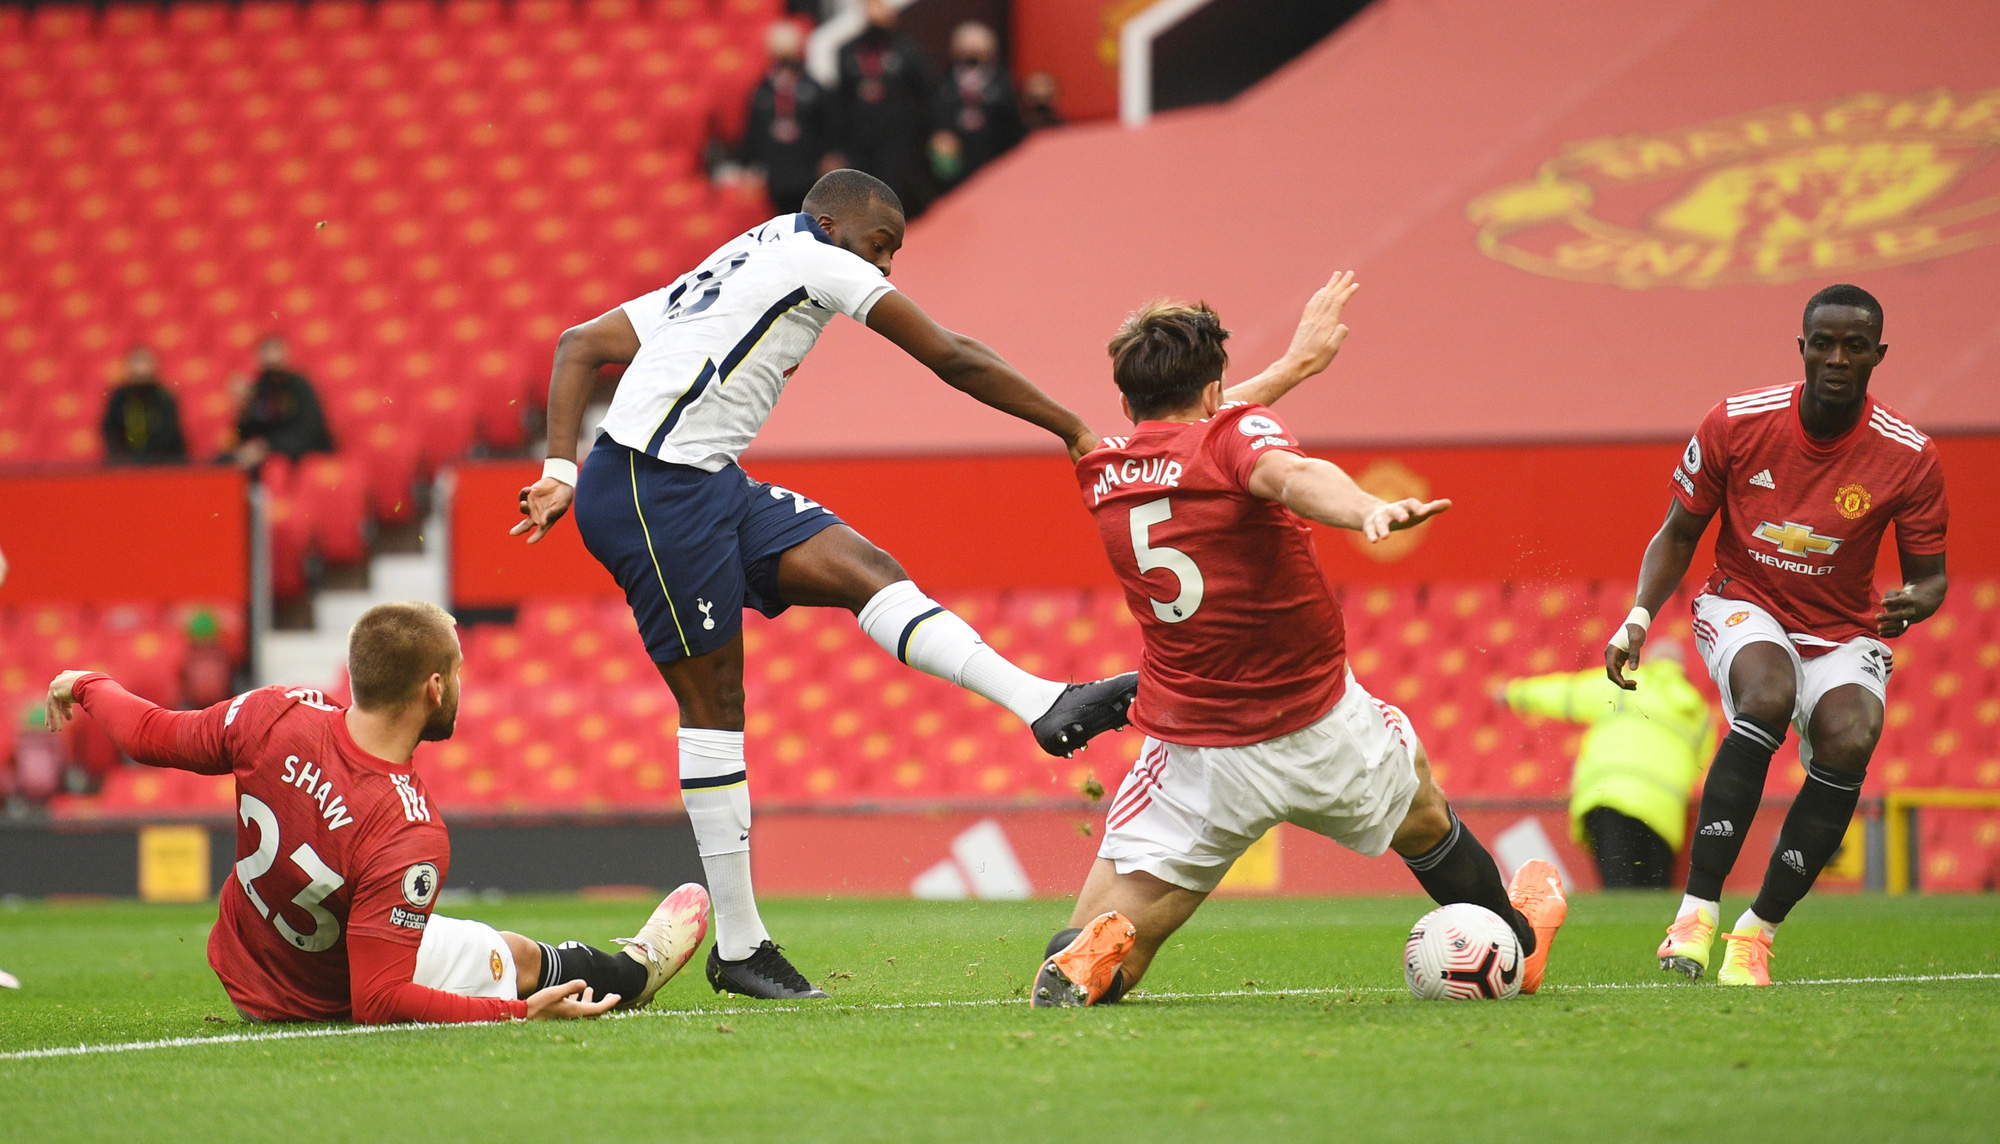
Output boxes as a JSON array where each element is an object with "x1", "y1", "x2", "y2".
[
  {"x1": 1607, "y1": 606, "x2": 1652, "y2": 652},
  {"x1": 541, "y1": 458, "x2": 579, "y2": 489}
]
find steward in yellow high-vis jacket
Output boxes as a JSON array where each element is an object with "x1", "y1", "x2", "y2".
[{"x1": 1499, "y1": 641, "x2": 1716, "y2": 888}]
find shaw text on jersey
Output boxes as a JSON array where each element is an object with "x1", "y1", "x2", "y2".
[{"x1": 278, "y1": 754, "x2": 355, "y2": 831}]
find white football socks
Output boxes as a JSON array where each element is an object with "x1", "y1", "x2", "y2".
[
  {"x1": 857, "y1": 580, "x2": 1066, "y2": 724},
  {"x1": 1736, "y1": 907, "x2": 1778, "y2": 941},
  {"x1": 1679, "y1": 893, "x2": 1719, "y2": 921},
  {"x1": 678, "y1": 727, "x2": 770, "y2": 962}
]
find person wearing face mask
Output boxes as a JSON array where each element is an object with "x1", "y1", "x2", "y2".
[
  {"x1": 929, "y1": 21, "x2": 1022, "y2": 191},
  {"x1": 742, "y1": 21, "x2": 833, "y2": 216},
  {"x1": 101, "y1": 345, "x2": 188, "y2": 465},
  {"x1": 829, "y1": 0, "x2": 935, "y2": 216}
]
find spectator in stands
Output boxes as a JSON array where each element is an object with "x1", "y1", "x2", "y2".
[
  {"x1": 1497, "y1": 639, "x2": 1715, "y2": 889},
  {"x1": 100, "y1": 346, "x2": 187, "y2": 465},
  {"x1": 1020, "y1": 71, "x2": 1065, "y2": 133},
  {"x1": 831, "y1": 0, "x2": 935, "y2": 216},
  {"x1": 231, "y1": 334, "x2": 334, "y2": 469},
  {"x1": 181, "y1": 609, "x2": 236, "y2": 710},
  {"x1": 742, "y1": 21, "x2": 833, "y2": 216},
  {"x1": 929, "y1": 22, "x2": 1021, "y2": 192}
]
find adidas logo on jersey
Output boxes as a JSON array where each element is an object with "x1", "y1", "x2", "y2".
[
  {"x1": 1781, "y1": 848, "x2": 1807, "y2": 874},
  {"x1": 1699, "y1": 820, "x2": 1735, "y2": 838},
  {"x1": 1749, "y1": 469, "x2": 1776, "y2": 489}
]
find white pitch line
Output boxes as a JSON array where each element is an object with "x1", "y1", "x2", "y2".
[
  {"x1": 0, "y1": 1021, "x2": 438, "y2": 1061},
  {"x1": 5, "y1": 971, "x2": 1997, "y2": 1062}
]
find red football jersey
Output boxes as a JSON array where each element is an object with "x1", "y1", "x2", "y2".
[
  {"x1": 72, "y1": 676, "x2": 518, "y2": 1023},
  {"x1": 1079, "y1": 402, "x2": 1347, "y2": 746},
  {"x1": 1673, "y1": 383, "x2": 1948, "y2": 646}
]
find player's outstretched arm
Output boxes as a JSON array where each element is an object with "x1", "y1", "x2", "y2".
[
  {"x1": 865, "y1": 291, "x2": 1099, "y2": 461},
  {"x1": 1244, "y1": 451, "x2": 1449, "y2": 539},
  {"x1": 349, "y1": 931, "x2": 617, "y2": 1024},
  {"x1": 1222, "y1": 271, "x2": 1359, "y2": 408},
  {"x1": 44, "y1": 670, "x2": 231, "y2": 774},
  {"x1": 513, "y1": 308, "x2": 642, "y2": 545},
  {"x1": 1877, "y1": 551, "x2": 1947, "y2": 639},
  {"x1": 1605, "y1": 500, "x2": 1712, "y2": 690}
]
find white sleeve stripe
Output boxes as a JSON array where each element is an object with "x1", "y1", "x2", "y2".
[
  {"x1": 1869, "y1": 413, "x2": 1927, "y2": 451},
  {"x1": 1728, "y1": 402, "x2": 1792, "y2": 420},
  {"x1": 1725, "y1": 385, "x2": 1792, "y2": 404},
  {"x1": 1870, "y1": 407, "x2": 1927, "y2": 438}
]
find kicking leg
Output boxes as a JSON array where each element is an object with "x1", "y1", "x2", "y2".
[
  {"x1": 777, "y1": 526, "x2": 1135, "y2": 756},
  {"x1": 1035, "y1": 859, "x2": 1206, "y2": 1007},
  {"x1": 1719, "y1": 684, "x2": 1880, "y2": 985},
  {"x1": 1663, "y1": 640, "x2": 1795, "y2": 978}
]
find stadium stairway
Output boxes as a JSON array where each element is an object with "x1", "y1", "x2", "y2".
[{"x1": 259, "y1": 475, "x2": 453, "y2": 693}]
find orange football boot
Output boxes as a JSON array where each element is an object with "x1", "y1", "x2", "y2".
[
  {"x1": 1031, "y1": 910, "x2": 1137, "y2": 1008},
  {"x1": 1717, "y1": 925, "x2": 1775, "y2": 987},
  {"x1": 1506, "y1": 859, "x2": 1568, "y2": 994}
]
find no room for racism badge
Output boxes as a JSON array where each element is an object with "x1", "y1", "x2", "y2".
[{"x1": 1465, "y1": 89, "x2": 2000, "y2": 288}]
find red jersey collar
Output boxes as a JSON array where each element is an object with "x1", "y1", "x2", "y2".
[
  {"x1": 333, "y1": 706, "x2": 417, "y2": 774},
  {"x1": 1787, "y1": 383, "x2": 1873, "y2": 458}
]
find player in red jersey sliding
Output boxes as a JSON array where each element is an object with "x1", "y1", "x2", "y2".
[
  {"x1": 43, "y1": 601, "x2": 711, "y2": 1024},
  {"x1": 1031, "y1": 279, "x2": 1567, "y2": 1007},
  {"x1": 1611, "y1": 284, "x2": 1948, "y2": 987}
]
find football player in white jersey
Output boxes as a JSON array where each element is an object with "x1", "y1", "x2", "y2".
[{"x1": 512, "y1": 170, "x2": 1145, "y2": 998}]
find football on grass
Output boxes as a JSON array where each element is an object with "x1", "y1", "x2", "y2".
[{"x1": 1404, "y1": 903, "x2": 1523, "y2": 1000}]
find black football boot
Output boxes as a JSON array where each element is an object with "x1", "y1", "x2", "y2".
[
  {"x1": 1031, "y1": 672, "x2": 1139, "y2": 758},
  {"x1": 706, "y1": 941, "x2": 829, "y2": 1000}
]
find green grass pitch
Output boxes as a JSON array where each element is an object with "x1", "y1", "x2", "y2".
[{"x1": 2, "y1": 892, "x2": 1997, "y2": 1142}]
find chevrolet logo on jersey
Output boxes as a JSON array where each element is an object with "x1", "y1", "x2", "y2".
[{"x1": 1753, "y1": 520, "x2": 1843, "y2": 557}]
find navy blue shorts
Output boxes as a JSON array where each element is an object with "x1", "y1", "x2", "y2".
[{"x1": 572, "y1": 437, "x2": 844, "y2": 664}]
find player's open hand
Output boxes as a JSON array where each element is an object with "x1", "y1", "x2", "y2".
[
  {"x1": 1282, "y1": 270, "x2": 1360, "y2": 378},
  {"x1": 1605, "y1": 628, "x2": 1646, "y2": 690},
  {"x1": 1360, "y1": 497, "x2": 1448, "y2": 543},
  {"x1": 1876, "y1": 583, "x2": 1922, "y2": 638},
  {"x1": 43, "y1": 669, "x2": 91, "y2": 730},
  {"x1": 523, "y1": 979, "x2": 619, "y2": 1020},
  {"x1": 512, "y1": 477, "x2": 575, "y2": 545}
]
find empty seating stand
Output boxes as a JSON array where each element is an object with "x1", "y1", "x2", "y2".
[{"x1": 0, "y1": 1, "x2": 782, "y2": 475}]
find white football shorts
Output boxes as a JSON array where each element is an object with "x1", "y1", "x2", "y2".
[
  {"x1": 1690, "y1": 593, "x2": 1892, "y2": 767},
  {"x1": 1098, "y1": 674, "x2": 1422, "y2": 893},
  {"x1": 413, "y1": 914, "x2": 519, "y2": 1000}
]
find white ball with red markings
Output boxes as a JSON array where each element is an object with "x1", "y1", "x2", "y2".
[{"x1": 1404, "y1": 903, "x2": 1523, "y2": 1001}]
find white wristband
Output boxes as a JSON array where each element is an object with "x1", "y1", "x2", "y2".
[
  {"x1": 1608, "y1": 606, "x2": 1652, "y2": 652},
  {"x1": 541, "y1": 458, "x2": 578, "y2": 489}
]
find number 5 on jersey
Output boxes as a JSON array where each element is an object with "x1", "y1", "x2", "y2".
[{"x1": 1130, "y1": 497, "x2": 1204, "y2": 623}]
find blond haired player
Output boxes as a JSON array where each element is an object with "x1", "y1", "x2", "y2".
[{"x1": 46, "y1": 602, "x2": 710, "y2": 1023}]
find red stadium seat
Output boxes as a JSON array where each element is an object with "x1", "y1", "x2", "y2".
[
  {"x1": 101, "y1": 4, "x2": 160, "y2": 39},
  {"x1": 296, "y1": 454, "x2": 370, "y2": 566},
  {"x1": 236, "y1": 1, "x2": 298, "y2": 38},
  {"x1": 29, "y1": 6, "x2": 93, "y2": 41},
  {"x1": 445, "y1": 0, "x2": 506, "y2": 31},
  {"x1": 357, "y1": 419, "x2": 422, "y2": 523}
]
